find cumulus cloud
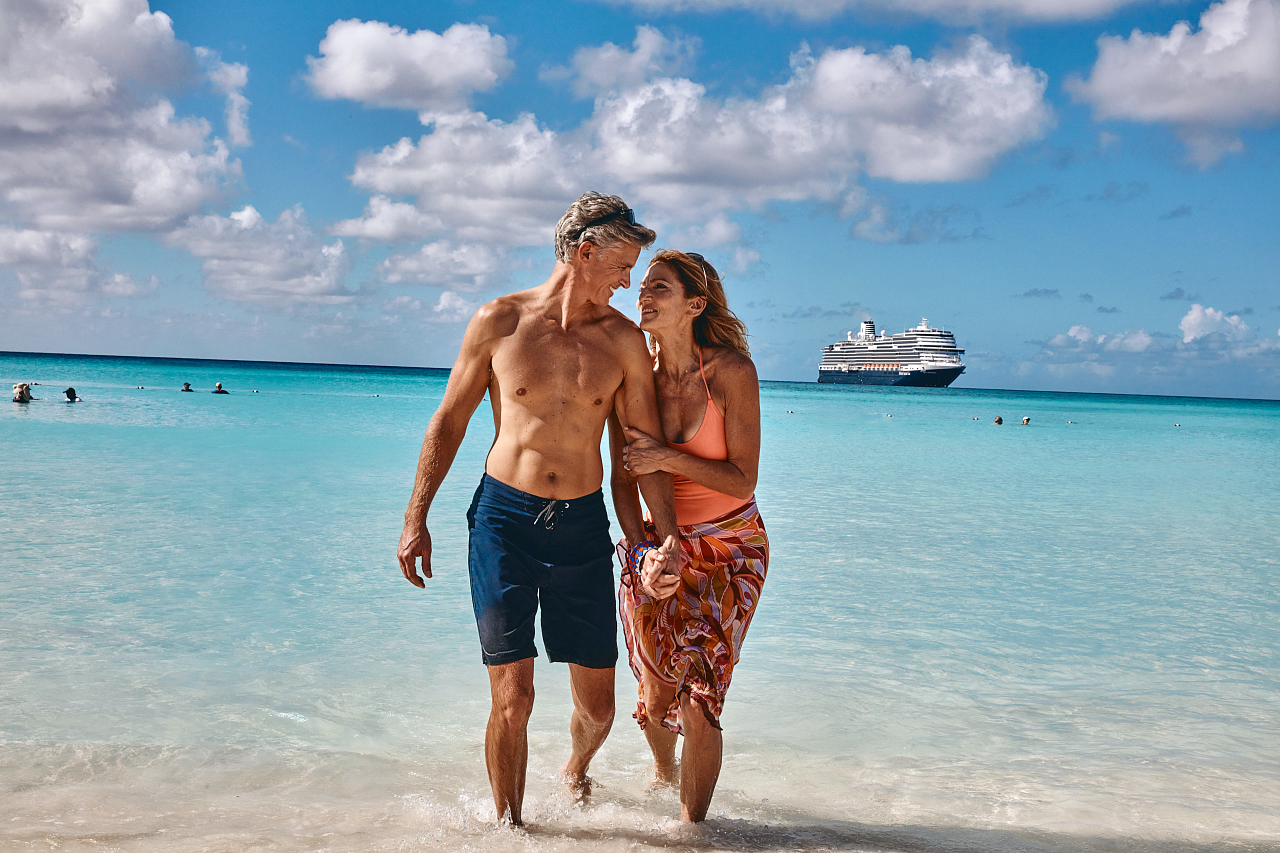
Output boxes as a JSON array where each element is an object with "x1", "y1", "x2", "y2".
[
  {"x1": 1179, "y1": 303, "x2": 1251, "y2": 342},
  {"x1": 1068, "y1": 0, "x2": 1280, "y2": 166},
  {"x1": 544, "y1": 25, "x2": 698, "y2": 98},
  {"x1": 1023, "y1": 305, "x2": 1280, "y2": 388},
  {"x1": 334, "y1": 29, "x2": 1047, "y2": 260},
  {"x1": 306, "y1": 21, "x2": 512, "y2": 114},
  {"x1": 330, "y1": 195, "x2": 443, "y2": 242},
  {"x1": 598, "y1": 0, "x2": 1144, "y2": 23},
  {"x1": 344, "y1": 111, "x2": 585, "y2": 247},
  {"x1": 0, "y1": 0, "x2": 238, "y2": 233},
  {"x1": 196, "y1": 47, "x2": 250, "y2": 147},
  {"x1": 0, "y1": 226, "x2": 156, "y2": 307},
  {"x1": 384, "y1": 290, "x2": 480, "y2": 323},
  {"x1": 378, "y1": 241, "x2": 508, "y2": 290},
  {"x1": 165, "y1": 206, "x2": 352, "y2": 306},
  {"x1": 1161, "y1": 287, "x2": 1199, "y2": 301}
]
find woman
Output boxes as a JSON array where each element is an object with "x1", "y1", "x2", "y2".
[{"x1": 610, "y1": 249, "x2": 768, "y2": 822}]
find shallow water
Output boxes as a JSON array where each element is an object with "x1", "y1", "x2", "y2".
[{"x1": 3, "y1": 352, "x2": 1278, "y2": 852}]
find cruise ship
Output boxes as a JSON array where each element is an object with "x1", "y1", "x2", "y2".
[{"x1": 818, "y1": 318, "x2": 965, "y2": 387}]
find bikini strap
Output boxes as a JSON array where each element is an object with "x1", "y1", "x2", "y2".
[{"x1": 697, "y1": 346, "x2": 712, "y2": 401}]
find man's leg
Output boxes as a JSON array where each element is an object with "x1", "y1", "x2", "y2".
[
  {"x1": 642, "y1": 676, "x2": 680, "y2": 788},
  {"x1": 562, "y1": 663, "x2": 615, "y2": 797},
  {"x1": 486, "y1": 658, "x2": 535, "y2": 824},
  {"x1": 678, "y1": 693, "x2": 722, "y2": 822}
]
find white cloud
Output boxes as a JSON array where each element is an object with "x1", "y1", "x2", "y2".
[
  {"x1": 1068, "y1": 0, "x2": 1280, "y2": 166},
  {"x1": 306, "y1": 20, "x2": 512, "y2": 114},
  {"x1": 347, "y1": 111, "x2": 585, "y2": 247},
  {"x1": 330, "y1": 195, "x2": 443, "y2": 242},
  {"x1": 196, "y1": 47, "x2": 251, "y2": 147},
  {"x1": 547, "y1": 25, "x2": 699, "y2": 98},
  {"x1": 0, "y1": 0, "x2": 239, "y2": 232},
  {"x1": 378, "y1": 241, "x2": 507, "y2": 290},
  {"x1": 1023, "y1": 306, "x2": 1280, "y2": 390},
  {"x1": 431, "y1": 290, "x2": 481, "y2": 322},
  {"x1": 1179, "y1": 303, "x2": 1252, "y2": 342},
  {"x1": 597, "y1": 0, "x2": 1144, "y2": 22},
  {"x1": 335, "y1": 29, "x2": 1045, "y2": 270},
  {"x1": 165, "y1": 206, "x2": 353, "y2": 306}
]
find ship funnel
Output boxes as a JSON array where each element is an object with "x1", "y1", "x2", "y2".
[{"x1": 860, "y1": 320, "x2": 876, "y2": 340}]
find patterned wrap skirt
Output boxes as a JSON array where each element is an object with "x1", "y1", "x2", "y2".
[{"x1": 617, "y1": 499, "x2": 769, "y2": 733}]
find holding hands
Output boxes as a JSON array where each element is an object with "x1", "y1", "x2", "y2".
[{"x1": 639, "y1": 534, "x2": 681, "y2": 599}]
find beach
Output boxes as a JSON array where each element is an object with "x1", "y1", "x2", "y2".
[{"x1": 3, "y1": 351, "x2": 1279, "y2": 852}]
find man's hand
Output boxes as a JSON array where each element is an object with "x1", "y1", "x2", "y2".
[
  {"x1": 398, "y1": 522, "x2": 433, "y2": 588},
  {"x1": 640, "y1": 534, "x2": 681, "y2": 599}
]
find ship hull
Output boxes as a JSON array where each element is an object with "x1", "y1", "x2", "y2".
[{"x1": 817, "y1": 366, "x2": 964, "y2": 387}]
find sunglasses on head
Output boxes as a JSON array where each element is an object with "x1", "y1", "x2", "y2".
[{"x1": 572, "y1": 207, "x2": 635, "y2": 239}]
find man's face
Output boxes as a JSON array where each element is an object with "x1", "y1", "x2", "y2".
[{"x1": 581, "y1": 241, "x2": 642, "y2": 304}]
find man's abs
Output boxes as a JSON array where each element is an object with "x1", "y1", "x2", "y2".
[{"x1": 485, "y1": 414, "x2": 608, "y2": 500}]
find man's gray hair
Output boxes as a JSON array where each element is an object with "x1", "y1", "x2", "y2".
[{"x1": 554, "y1": 191, "x2": 656, "y2": 261}]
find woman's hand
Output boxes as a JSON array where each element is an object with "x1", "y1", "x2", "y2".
[
  {"x1": 622, "y1": 426, "x2": 675, "y2": 476},
  {"x1": 640, "y1": 534, "x2": 681, "y2": 599}
]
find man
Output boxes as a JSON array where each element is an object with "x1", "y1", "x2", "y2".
[{"x1": 397, "y1": 192, "x2": 681, "y2": 825}]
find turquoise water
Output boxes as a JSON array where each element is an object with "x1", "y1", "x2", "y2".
[{"x1": 3, "y1": 352, "x2": 1278, "y2": 853}]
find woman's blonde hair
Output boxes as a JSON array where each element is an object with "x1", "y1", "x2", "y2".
[{"x1": 648, "y1": 249, "x2": 750, "y2": 356}]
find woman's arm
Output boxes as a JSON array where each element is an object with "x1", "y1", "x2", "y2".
[{"x1": 624, "y1": 352, "x2": 760, "y2": 500}]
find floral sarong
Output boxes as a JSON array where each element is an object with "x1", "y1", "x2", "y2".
[{"x1": 617, "y1": 500, "x2": 769, "y2": 733}]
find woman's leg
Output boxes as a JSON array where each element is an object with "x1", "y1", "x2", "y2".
[
  {"x1": 642, "y1": 674, "x2": 680, "y2": 786},
  {"x1": 678, "y1": 693, "x2": 722, "y2": 822}
]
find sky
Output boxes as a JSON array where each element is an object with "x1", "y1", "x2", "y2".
[{"x1": 2, "y1": 0, "x2": 1279, "y2": 398}]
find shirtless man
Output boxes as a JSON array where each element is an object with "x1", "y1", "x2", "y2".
[{"x1": 397, "y1": 192, "x2": 681, "y2": 825}]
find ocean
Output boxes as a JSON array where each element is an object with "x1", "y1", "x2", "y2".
[{"x1": 3, "y1": 351, "x2": 1278, "y2": 853}]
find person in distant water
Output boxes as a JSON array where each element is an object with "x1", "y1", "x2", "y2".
[
  {"x1": 614, "y1": 249, "x2": 768, "y2": 823},
  {"x1": 213, "y1": 383, "x2": 229, "y2": 394},
  {"x1": 64, "y1": 388, "x2": 81, "y2": 402},
  {"x1": 396, "y1": 192, "x2": 681, "y2": 826},
  {"x1": 12, "y1": 382, "x2": 34, "y2": 403},
  {"x1": 994, "y1": 416, "x2": 1003, "y2": 425},
  {"x1": 1021, "y1": 417, "x2": 1030, "y2": 425},
  {"x1": 181, "y1": 383, "x2": 194, "y2": 392}
]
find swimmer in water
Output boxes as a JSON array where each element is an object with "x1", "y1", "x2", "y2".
[
  {"x1": 213, "y1": 382, "x2": 229, "y2": 394},
  {"x1": 64, "y1": 388, "x2": 81, "y2": 402},
  {"x1": 181, "y1": 383, "x2": 194, "y2": 392}
]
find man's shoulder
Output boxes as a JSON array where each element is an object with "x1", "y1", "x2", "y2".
[{"x1": 595, "y1": 308, "x2": 648, "y2": 354}]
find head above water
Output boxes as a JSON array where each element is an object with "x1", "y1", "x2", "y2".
[
  {"x1": 553, "y1": 192, "x2": 656, "y2": 263},
  {"x1": 647, "y1": 249, "x2": 750, "y2": 356}
]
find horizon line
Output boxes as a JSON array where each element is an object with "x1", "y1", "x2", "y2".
[{"x1": 4, "y1": 349, "x2": 1277, "y2": 404}]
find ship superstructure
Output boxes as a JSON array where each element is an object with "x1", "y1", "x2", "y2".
[{"x1": 818, "y1": 318, "x2": 965, "y2": 387}]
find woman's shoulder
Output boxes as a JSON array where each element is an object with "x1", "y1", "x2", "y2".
[{"x1": 703, "y1": 347, "x2": 758, "y2": 388}]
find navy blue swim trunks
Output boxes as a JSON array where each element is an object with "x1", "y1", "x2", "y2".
[{"x1": 467, "y1": 473, "x2": 618, "y2": 669}]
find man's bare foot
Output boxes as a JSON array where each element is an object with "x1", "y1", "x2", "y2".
[
  {"x1": 645, "y1": 761, "x2": 679, "y2": 793},
  {"x1": 560, "y1": 763, "x2": 593, "y2": 804}
]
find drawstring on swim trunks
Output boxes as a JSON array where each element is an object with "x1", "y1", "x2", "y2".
[{"x1": 534, "y1": 499, "x2": 570, "y2": 529}]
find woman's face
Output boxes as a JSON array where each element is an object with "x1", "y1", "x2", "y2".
[{"x1": 637, "y1": 262, "x2": 702, "y2": 333}]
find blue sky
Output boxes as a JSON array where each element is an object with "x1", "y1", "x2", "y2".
[{"x1": 2, "y1": 0, "x2": 1278, "y2": 398}]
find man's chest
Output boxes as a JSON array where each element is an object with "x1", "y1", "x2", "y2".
[{"x1": 492, "y1": 325, "x2": 624, "y2": 400}]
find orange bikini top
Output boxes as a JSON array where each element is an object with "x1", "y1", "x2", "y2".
[{"x1": 668, "y1": 348, "x2": 753, "y2": 525}]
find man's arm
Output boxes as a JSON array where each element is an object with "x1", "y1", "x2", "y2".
[
  {"x1": 397, "y1": 303, "x2": 506, "y2": 588},
  {"x1": 612, "y1": 325, "x2": 681, "y2": 598},
  {"x1": 607, "y1": 409, "x2": 647, "y2": 548}
]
